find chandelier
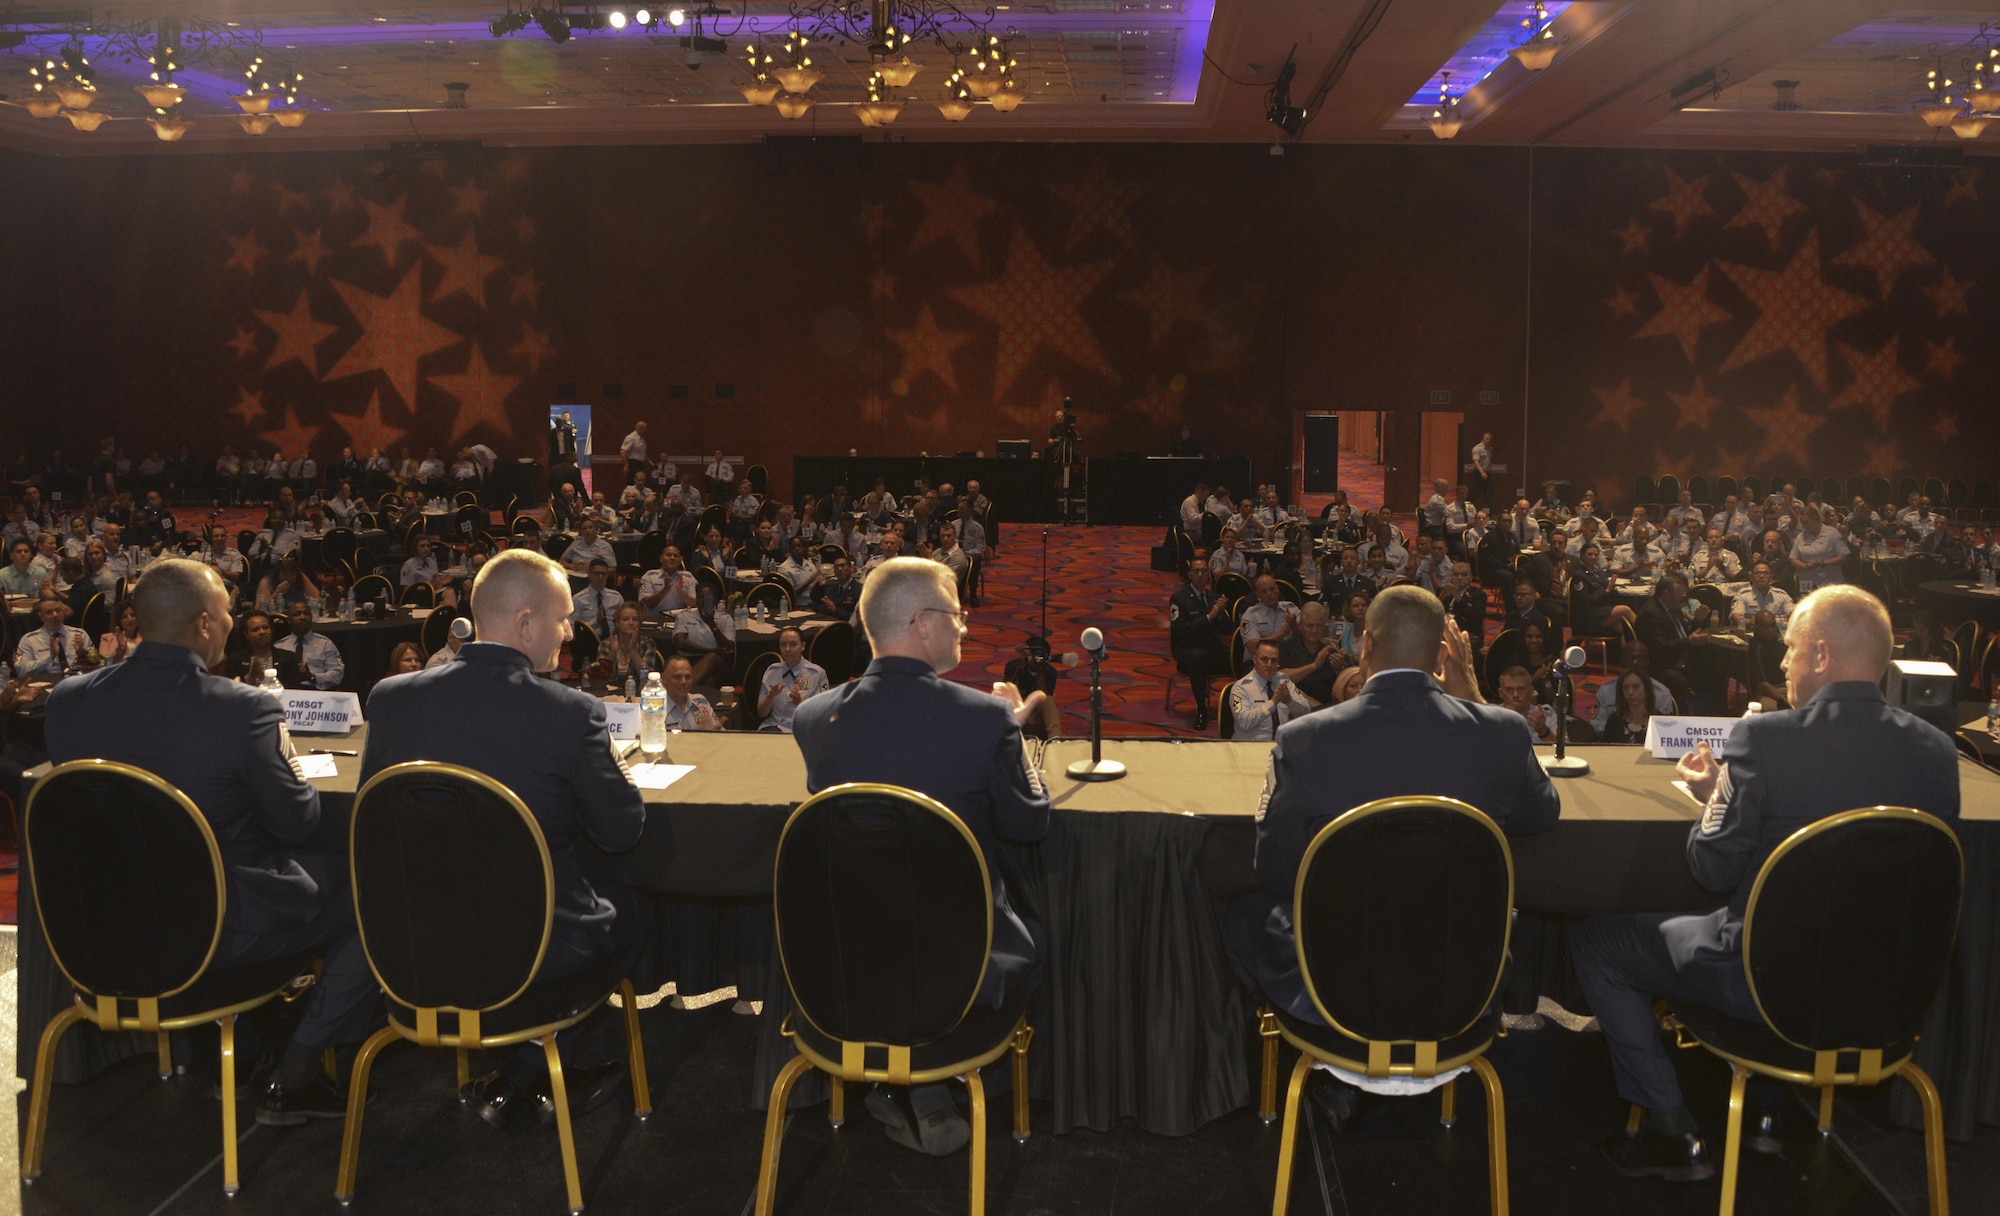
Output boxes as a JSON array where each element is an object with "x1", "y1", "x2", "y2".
[
  {"x1": 1507, "y1": 1, "x2": 1562, "y2": 72},
  {"x1": 1426, "y1": 71, "x2": 1464, "y2": 139},
  {"x1": 1915, "y1": 27, "x2": 2000, "y2": 138},
  {"x1": 742, "y1": 1, "x2": 1024, "y2": 124},
  {"x1": 10, "y1": 17, "x2": 310, "y2": 139}
]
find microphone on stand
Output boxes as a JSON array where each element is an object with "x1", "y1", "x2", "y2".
[
  {"x1": 1065, "y1": 626, "x2": 1127, "y2": 782},
  {"x1": 1541, "y1": 644, "x2": 1591, "y2": 778}
]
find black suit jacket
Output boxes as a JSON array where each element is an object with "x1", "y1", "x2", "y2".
[
  {"x1": 360, "y1": 643, "x2": 647, "y2": 961},
  {"x1": 1634, "y1": 594, "x2": 1697, "y2": 670},
  {"x1": 793, "y1": 656, "x2": 1051, "y2": 1007},
  {"x1": 1231, "y1": 670, "x2": 1561, "y2": 1022},
  {"x1": 1168, "y1": 583, "x2": 1229, "y2": 654},
  {"x1": 45, "y1": 643, "x2": 330, "y2": 938}
]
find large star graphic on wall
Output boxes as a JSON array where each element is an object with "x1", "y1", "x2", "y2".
[
  {"x1": 1120, "y1": 255, "x2": 1211, "y2": 348},
  {"x1": 1725, "y1": 168, "x2": 1806, "y2": 251},
  {"x1": 947, "y1": 228, "x2": 1117, "y2": 400},
  {"x1": 1743, "y1": 385, "x2": 1825, "y2": 467},
  {"x1": 224, "y1": 231, "x2": 267, "y2": 276},
  {"x1": 1614, "y1": 217, "x2": 1651, "y2": 256},
  {"x1": 1602, "y1": 284, "x2": 1639, "y2": 318},
  {"x1": 1589, "y1": 378, "x2": 1647, "y2": 432},
  {"x1": 449, "y1": 181, "x2": 487, "y2": 219},
  {"x1": 353, "y1": 196, "x2": 424, "y2": 267},
  {"x1": 908, "y1": 163, "x2": 1001, "y2": 270},
  {"x1": 886, "y1": 305, "x2": 971, "y2": 393},
  {"x1": 1922, "y1": 267, "x2": 1972, "y2": 319},
  {"x1": 1635, "y1": 266, "x2": 1732, "y2": 361},
  {"x1": 288, "y1": 229, "x2": 333, "y2": 277},
  {"x1": 1716, "y1": 231, "x2": 1867, "y2": 392},
  {"x1": 427, "y1": 229, "x2": 506, "y2": 306},
  {"x1": 430, "y1": 343, "x2": 523, "y2": 442},
  {"x1": 1049, "y1": 159, "x2": 1147, "y2": 252},
  {"x1": 510, "y1": 323, "x2": 553, "y2": 375},
  {"x1": 1667, "y1": 375, "x2": 1724, "y2": 431},
  {"x1": 227, "y1": 326, "x2": 261, "y2": 359},
  {"x1": 259, "y1": 405, "x2": 321, "y2": 457},
  {"x1": 323, "y1": 180, "x2": 357, "y2": 213},
  {"x1": 1828, "y1": 338, "x2": 1919, "y2": 431},
  {"x1": 331, "y1": 390, "x2": 408, "y2": 454},
  {"x1": 323, "y1": 265, "x2": 466, "y2": 408},
  {"x1": 271, "y1": 183, "x2": 313, "y2": 216},
  {"x1": 509, "y1": 269, "x2": 544, "y2": 307},
  {"x1": 228, "y1": 386, "x2": 266, "y2": 425},
  {"x1": 1924, "y1": 336, "x2": 1965, "y2": 381},
  {"x1": 1858, "y1": 436, "x2": 1903, "y2": 481},
  {"x1": 1647, "y1": 167, "x2": 1713, "y2": 238},
  {"x1": 256, "y1": 290, "x2": 340, "y2": 377},
  {"x1": 1830, "y1": 200, "x2": 1933, "y2": 299}
]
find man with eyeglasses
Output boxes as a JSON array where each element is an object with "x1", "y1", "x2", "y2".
[{"x1": 792, "y1": 557, "x2": 1050, "y2": 1159}]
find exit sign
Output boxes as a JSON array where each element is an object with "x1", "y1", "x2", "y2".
[
  {"x1": 1479, "y1": 390, "x2": 1501, "y2": 405},
  {"x1": 1429, "y1": 390, "x2": 1452, "y2": 405}
]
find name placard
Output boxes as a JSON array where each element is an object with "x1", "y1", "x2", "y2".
[
  {"x1": 1643, "y1": 715, "x2": 1740, "y2": 760},
  {"x1": 603, "y1": 702, "x2": 640, "y2": 740},
  {"x1": 280, "y1": 690, "x2": 364, "y2": 735}
]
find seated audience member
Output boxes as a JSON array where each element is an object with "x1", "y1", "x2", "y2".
[
  {"x1": 1238, "y1": 574, "x2": 1299, "y2": 652},
  {"x1": 1442, "y1": 559, "x2": 1486, "y2": 658},
  {"x1": 791, "y1": 556, "x2": 1049, "y2": 1156},
  {"x1": 250, "y1": 511, "x2": 301, "y2": 566},
  {"x1": 1743, "y1": 610, "x2": 1789, "y2": 707},
  {"x1": 1658, "y1": 515, "x2": 1703, "y2": 565},
  {"x1": 399, "y1": 535, "x2": 440, "y2": 587},
  {"x1": 660, "y1": 654, "x2": 722, "y2": 730},
  {"x1": 1279, "y1": 601, "x2": 1349, "y2": 706},
  {"x1": 594, "y1": 603, "x2": 661, "y2": 689},
  {"x1": 1, "y1": 537, "x2": 45, "y2": 597},
  {"x1": 1495, "y1": 664, "x2": 1560, "y2": 744},
  {"x1": 688, "y1": 525, "x2": 731, "y2": 577},
  {"x1": 1357, "y1": 517, "x2": 1410, "y2": 576},
  {"x1": 1502, "y1": 577, "x2": 1550, "y2": 634},
  {"x1": 1229, "y1": 638, "x2": 1302, "y2": 741},
  {"x1": 256, "y1": 552, "x2": 322, "y2": 617},
  {"x1": 226, "y1": 608, "x2": 281, "y2": 682},
  {"x1": 755, "y1": 626, "x2": 829, "y2": 734},
  {"x1": 45, "y1": 558, "x2": 379, "y2": 1123},
  {"x1": 671, "y1": 591, "x2": 736, "y2": 688},
  {"x1": 1571, "y1": 586, "x2": 1957, "y2": 1182},
  {"x1": 725, "y1": 479, "x2": 762, "y2": 541},
  {"x1": 1209, "y1": 528, "x2": 1251, "y2": 578},
  {"x1": 570, "y1": 559, "x2": 624, "y2": 634},
  {"x1": 1572, "y1": 543, "x2": 1640, "y2": 637},
  {"x1": 384, "y1": 642, "x2": 425, "y2": 679},
  {"x1": 1788, "y1": 511, "x2": 1849, "y2": 593},
  {"x1": 1730, "y1": 562, "x2": 1794, "y2": 626},
  {"x1": 426, "y1": 616, "x2": 473, "y2": 668},
  {"x1": 1753, "y1": 530, "x2": 1796, "y2": 593},
  {"x1": 272, "y1": 611, "x2": 344, "y2": 690},
  {"x1": 360, "y1": 549, "x2": 646, "y2": 1127},
  {"x1": 15, "y1": 597, "x2": 91, "y2": 679},
  {"x1": 1611, "y1": 521, "x2": 1665, "y2": 580},
  {"x1": 934, "y1": 523, "x2": 970, "y2": 585},
  {"x1": 954, "y1": 500, "x2": 987, "y2": 557},
  {"x1": 638, "y1": 545, "x2": 699, "y2": 618},
  {"x1": 814, "y1": 554, "x2": 863, "y2": 622},
  {"x1": 560, "y1": 517, "x2": 615, "y2": 576},
  {"x1": 1689, "y1": 528, "x2": 1742, "y2": 583},
  {"x1": 1598, "y1": 668, "x2": 1657, "y2": 744},
  {"x1": 1322, "y1": 547, "x2": 1373, "y2": 603},
  {"x1": 859, "y1": 528, "x2": 903, "y2": 579},
  {"x1": 1899, "y1": 610, "x2": 1955, "y2": 665},
  {"x1": 747, "y1": 520, "x2": 785, "y2": 571},
  {"x1": 1224, "y1": 587, "x2": 1559, "y2": 1123},
  {"x1": 1517, "y1": 622, "x2": 1562, "y2": 704},
  {"x1": 1586, "y1": 638, "x2": 1675, "y2": 734},
  {"x1": 1636, "y1": 573, "x2": 1724, "y2": 712},
  {"x1": 98, "y1": 599, "x2": 142, "y2": 664},
  {"x1": 1179, "y1": 482, "x2": 1213, "y2": 534},
  {"x1": 1333, "y1": 588, "x2": 1371, "y2": 661}
]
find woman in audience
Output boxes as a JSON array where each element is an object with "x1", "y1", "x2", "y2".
[
  {"x1": 1570, "y1": 542, "x2": 1639, "y2": 636},
  {"x1": 689, "y1": 524, "x2": 730, "y2": 576},
  {"x1": 594, "y1": 603, "x2": 662, "y2": 688},
  {"x1": 1334, "y1": 589, "x2": 1370, "y2": 660},
  {"x1": 1599, "y1": 668, "x2": 1656, "y2": 744},
  {"x1": 98, "y1": 600, "x2": 141, "y2": 664},
  {"x1": 225, "y1": 608, "x2": 281, "y2": 682},
  {"x1": 255, "y1": 551, "x2": 322, "y2": 616},
  {"x1": 385, "y1": 642, "x2": 425, "y2": 678},
  {"x1": 1520, "y1": 620, "x2": 1560, "y2": 704},
  {"x1": 80, "y1": 539, "x2": 120, "y2": 599}
]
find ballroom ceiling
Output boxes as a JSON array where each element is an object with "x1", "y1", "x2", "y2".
[{"x1": 3, "y1": 0, "x2": 1999, "y2": 154}]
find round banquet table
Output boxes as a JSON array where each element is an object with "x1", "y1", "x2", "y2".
[
  {"x1": 1917, "y1": 579, "x2": 2000, "y2": 631},
  {"x1": 310, "y1": 610, "x2": 427, "y2": 692}
]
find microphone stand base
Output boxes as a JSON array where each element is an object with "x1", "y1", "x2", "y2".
[
  {"x1": 1065, "y1": 759, "x2": 1127, "y2": 782},
  {"x1": 1541, "y1": 755, "x2": 1591, "y2": 778}
]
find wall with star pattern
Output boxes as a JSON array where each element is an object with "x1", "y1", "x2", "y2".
[{"x1": 0, "y1": 142, "x2": 1989, "y2": 508}]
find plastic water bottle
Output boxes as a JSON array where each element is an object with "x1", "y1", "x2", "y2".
[
  {"x1": 260, "y1": 666, "x2": 285, "y2": 701},
  {"x1": 639, "y1": 670, "x2": 670, "y2": 764},
  {"x1": 624, "y1": 675, "x2": 636, "y2": 702},
  {"x1": 1988, "y1": 697, "x2": 1998, "y2": 740}
]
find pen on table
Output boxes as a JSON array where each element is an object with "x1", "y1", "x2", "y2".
[{"x1": 309, "y1": 748, "x2": 359, "y2": 756}]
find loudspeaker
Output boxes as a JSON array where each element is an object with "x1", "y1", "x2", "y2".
[{"x1": 1887, "y1": 659, "x2": 1959, "y2": 738}]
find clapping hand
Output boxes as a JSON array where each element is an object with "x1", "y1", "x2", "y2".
[
  {"x1": 1525, "y1": 705, "x2": 1549, "y2": 737},
  {"x1": 1438, "y1": 619, "x2": 1483, "y2": 703},
  {"x1": 988, "y1": 679, "x2": 1047, "y2": 728},
  {"x1": 1678, "y1": 741, "x2": 1721, "y2": 803}
]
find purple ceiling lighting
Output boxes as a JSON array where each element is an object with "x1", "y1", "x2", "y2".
[{"x1": 1406, "y1": 0, "x2": 1572, "y2": 106}]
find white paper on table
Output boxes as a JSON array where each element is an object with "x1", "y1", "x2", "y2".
[
  {"x1": 629, "y1": 762, "x2": 695, "y2": 790},
  {"x1": 294, "y1": 753, "x2": 341, "y2": 779}
]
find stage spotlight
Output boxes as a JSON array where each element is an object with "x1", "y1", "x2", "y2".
[
  {"x1": 608, "y1": 10, "x2": 627, "y2": 28},
  {"x1": 489, "y1": 8, "x2": 531, "y2": 36},
  {"x1": 534, "y1": 5, "x2": 570, "y2": 42},
  {"x1": 667, "y1": 8, "x2": 686, "y2": 26},
  {"x1": 636, "y1": 8, "x2": 652, "y2": 24}
]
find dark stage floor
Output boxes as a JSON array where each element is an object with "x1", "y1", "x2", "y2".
[{"x1": 18, "y1": 993, "x2": 1995, "y2": 1216}]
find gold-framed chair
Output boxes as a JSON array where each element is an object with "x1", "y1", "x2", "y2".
[
  {"x1": 21, "y1": 760, "x2": 321, "y2": 1196},
  {"x1": 1259, "y1": 796, "x2": 1513, "y2": 1216},
  {"x1": 334, "y1": 762, "x2": 651, "y2": 1214},
  {"x1": 1657, "y1": 806, "x2": 1961, "y2": 1216},
  {"x1": 754, "y1": 783, "x2": 1033, "y2": 1216}
]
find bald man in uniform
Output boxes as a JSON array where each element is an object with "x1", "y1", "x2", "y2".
[
  {"x1": 361, "y1": 549, "x2": 648, "y2": 1129},
  {"x1": 1572, "y1": 585, "x2": 1959, "y2": 1182},
  {"x1": 792, "y1": 557, "x2": 1050, "y2": 1157}
]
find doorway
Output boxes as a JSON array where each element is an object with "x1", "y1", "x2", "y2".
[
  {"x1": 1300, "y1": 411, "x2": 1389, "y2": 509},
  {"x1": 1418, "y1": 412, "x2": 1465, "y2": 492}
]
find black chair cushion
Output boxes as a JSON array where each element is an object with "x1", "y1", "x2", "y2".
[
  {"x1": 1669, "y1": 1000, "x2": 1914, "y2": 1077},
  {"x1": 82, "y1": 951, "x2": 319, "y2": 1023},
  {"x1": 387, "y1": 957, "x2": 622, "y2": 1041},
  {"x1": 1276, "y1": 1004, "x2": 1499, "y2": 1074},
  {"x1": 794, "y1": 970, "x2": 1033, "y2": 1077}
]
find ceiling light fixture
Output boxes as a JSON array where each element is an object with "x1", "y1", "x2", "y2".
[
  {"x1": 534, "y1": 5, "x2": 572, "y2": 43},
  {"x1": 609, "y1": 10, "x2": 628, "y2": 29},
  {"x1": 1427, "y1": 70, "x2": 1463, "y2": 139},
  {"x1": 936, "y1": 68, "x2": 974, "y2": 121},
  {"x1": 1507, "y1": 1, "x2": 1562, "y2": 71},
  {"x1": 738, "y1": 41, "x2": 780, "y2": 103},
  {"x1": 771, "y1": 29, "x2": 822, "y2": 95}
]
